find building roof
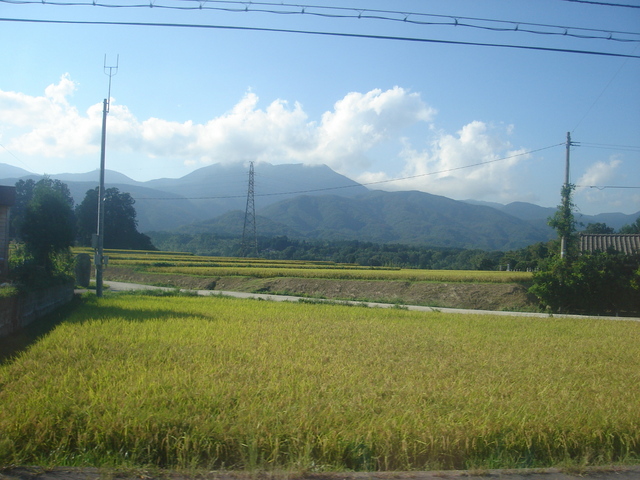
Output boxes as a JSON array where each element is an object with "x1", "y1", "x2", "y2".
[
  {"x1": 0, "y1": 186, "x2": 15, "y2": 206},
  {"x1": 580, "y1": 234, "x2": 640, "y2": 255}
]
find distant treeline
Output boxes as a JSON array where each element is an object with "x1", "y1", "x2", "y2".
[{"x1": 148, "y1": 232, "x2": 560, "y2": 271}]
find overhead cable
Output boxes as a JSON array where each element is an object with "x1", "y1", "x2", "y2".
[
  {"x1": 577, "y1": 185, "x2": 640, "y2": 189},
  {"x1": 560, "y1": 0, "x2": 640, "y2": 8},
  {"x1": 1, "y1": 0, "x2": 639, "y2": 42},
  {"x1": 2, "y1": 18, "x2": 639, "y2": 59}
]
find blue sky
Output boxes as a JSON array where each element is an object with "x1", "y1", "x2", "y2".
[{"x1": 1, "y1": 0, "x2": 639, "y2": 215}]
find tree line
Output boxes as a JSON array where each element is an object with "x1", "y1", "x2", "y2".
[
  {"x1": 9, "y1": 177, "x2": 154, "y2": 288},
  {"x1": 9, "y1": 177, "x2": 639, "y2": 315}
]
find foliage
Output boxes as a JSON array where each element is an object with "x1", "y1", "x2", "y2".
[
  {"x1": 10, "y1": 181, "x2": 76, "y2": 286},
  {"x1": 148, "y1": 233, "x2": 505, "y2": 270},
  {"x1": 500, "y1": 240, "x2": 555, "y2": 272},
  {"x1": 619, "y1": 216, "x2": 640, "y2": 234},
  {"x1": 1, "y1": 295, "x2": 639, "y2": 470},
  {"x1": 547, "y1": 183, "x2": 578, "y2": 260},
  {"x1": 527, "y1": 183, "x2": 640, "y2": 316},
  {"x1": 76, "y1": 187, "x2": 156, "y2": 251},
  {"x1": 530, "y1": 252, "x2": 640, "y2": 315},
  {"x1": 11, "y1": 177, "x2": 74, "y2": 240},
  {"x1": 582, "y1": 222, "x2": 615, "y2": 234}
]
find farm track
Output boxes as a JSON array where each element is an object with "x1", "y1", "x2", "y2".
[
  {"x1": 3, "y1": 465, "x2": 640, "y2": 480},
  {"x1": 103, "y1": 266, "x2": 538, "y2": 313},
  {"x1": 102, "y1": 280, "x2": 640, "y2": 321}
]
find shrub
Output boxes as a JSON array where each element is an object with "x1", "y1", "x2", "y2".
[{"x1": 529, "y1": 252, "x2": 640, "y2": 315}]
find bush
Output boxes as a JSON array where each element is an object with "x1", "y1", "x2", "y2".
[
  {"x1": 529, "y1": 252, "x2": 640, "y2": 316},
  {"x1": 9, "y1": 243, "x2": 74, "y2": 291}
]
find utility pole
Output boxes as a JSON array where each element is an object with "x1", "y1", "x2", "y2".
[
  {"x1": 95, "y1": 55, "x2": 118, "y2": 297},
  {"x1": 241, "y1": 161, "x2": 258, "y2": 257},
  {"x1": 560, "y1": 131, "x2": 571, "y2": 259}
]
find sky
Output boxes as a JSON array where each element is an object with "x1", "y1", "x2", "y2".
[{"x1": 0, "y1": 0, "x2": 639, "y2": 215}]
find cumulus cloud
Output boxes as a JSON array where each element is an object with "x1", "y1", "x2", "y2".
[
  {"x1": 576, "y1": 158, "x2": 621, "y2": 188},
  {"x1": 0, "y1": 74, "x2": 99, "y2": 157},
  {"x1": 1, "y1": 76, "x2": 528, "y2": 203},
  {"x1": 575, "y1": 157, "x2": 625, "y2": 210},
  {"x1": 0, "y1": 78, "x2": 434, "y2": 176},
  {"x1": 361, "y1": 121, "x2": 529, "y2": 202}
]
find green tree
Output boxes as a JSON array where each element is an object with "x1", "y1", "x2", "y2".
[
  {"x1": 619, "y1": 217, "x2": 640, "y2": 234},
  {"x1": 530, "y1": 185, "x2": 640, "y2": 315},
  {"x1": 11, "y1": 177, "x2": 74, "y2": 240},
  {"x1": 530, "y1": 252, "x2": 640, "y2": 315},
  {"x1": 76, "y1": 187, "x2": 156, "y2": 251},
  {"x1": 583, "y1": 222, "x2": 614, "y2": 234},
  {"x1": 18, "y1": 181, "x2": 76, "y2": 278}
]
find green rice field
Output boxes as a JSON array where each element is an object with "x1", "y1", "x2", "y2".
[{"x1": 1, "y1": 292, "x2": 638, "y2": 471}]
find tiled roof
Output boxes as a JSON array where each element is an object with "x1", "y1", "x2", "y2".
[{"x1": 580, "y1": 234, "x2": 640, "y2": 255}]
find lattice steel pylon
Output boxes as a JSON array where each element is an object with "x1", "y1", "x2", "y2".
[{"x1": 240, "y1": 161, "x2": 258, "y2": 257}]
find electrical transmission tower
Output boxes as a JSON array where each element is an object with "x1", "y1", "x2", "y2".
[{"x1": 241, "y1": 161, "x2": 258, "y2": 257}]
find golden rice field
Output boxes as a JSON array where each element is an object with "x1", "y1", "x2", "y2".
[
  {"x1": 74, "y1": 248, "x2": 532, "y2": 284},
  {"x1": 1, "y1": 293, "x2": 638, "y2": 471}
]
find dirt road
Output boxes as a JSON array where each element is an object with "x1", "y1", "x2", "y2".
[
  {"x1": 103, "y1": 281, "x2": 640, "y2": 321},
  {"x1": 3, "y1": 465, "x2": 640, "y2": 480}
]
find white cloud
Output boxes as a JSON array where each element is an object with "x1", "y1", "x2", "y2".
[
  {"x1": 0, "y1": 79, "x2": 435, "y2": 177},
  {"x1": 309, "y1": 87, "x2": 436, "y2": 171},
  {"x1": 575, "y1": 157, "x2": 625, "y2": 211},
  {"x1": 0, "y1": 74, "x2": 100, "y2": 157},
  {"x1": 362, "y1": 121, "x2": 530, "y2": 203},
  {"x1": 576, "y1": 158, "x2": 621, "y2": 188}
]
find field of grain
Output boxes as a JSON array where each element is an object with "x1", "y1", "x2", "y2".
[
  {"x1": 76, "y1": 248, "x2": 532, "y2": 284},
  {"x1": 1, "y1": 293, "x2": 638, "y2": 471}
]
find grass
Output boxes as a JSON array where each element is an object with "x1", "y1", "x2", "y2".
[{"x1": 1, "y1": 293, "x2": 639, "y2": 472}]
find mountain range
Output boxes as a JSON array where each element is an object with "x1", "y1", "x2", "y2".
[{"x1": 1, "y1": 162, "x2": 638, "y2": 251}]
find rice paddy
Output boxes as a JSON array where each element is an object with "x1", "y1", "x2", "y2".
[{"x1": 1, "y1": 292, "x2": 638, "y2": 471}]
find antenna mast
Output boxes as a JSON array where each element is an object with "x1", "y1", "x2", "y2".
[
  {"x1": 95, "y1": 54, "x2": 119, "y2": 298},
  {"x1": 241, "y1": 161, "x2": 258, "y2": 257}
]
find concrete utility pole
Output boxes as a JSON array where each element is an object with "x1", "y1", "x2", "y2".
[
  {"x1": 95, "y1": 55, "x2": 118, "y2": 297},
  {"x1": 560, "y1": 131, "x2": 571, "y2": 259}
]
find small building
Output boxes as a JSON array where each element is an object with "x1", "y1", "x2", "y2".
[
  {"x1": 0, "y1": 186, "x2": 16, "y2": 278},
  {"x1": 580, "y1": 234, "x2": 640, "y2": 256}
]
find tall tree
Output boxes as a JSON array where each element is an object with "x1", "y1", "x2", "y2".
[
  {"x1": 12, "y1": 177, "x2": 73, "y2": 239},
  {"x1": 20, "y1": 180, "x2": 76, "y2": 275},
  {"x1": 76, "y1": 187, "x2": 156, "y2": 251}
]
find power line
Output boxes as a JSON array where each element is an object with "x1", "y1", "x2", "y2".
[
  {"x1": 3, "y1": 0, "x2": 639, "y2": 43},
  {"x1": 579, "y1": 142, "x2": 640, "y2": 151},
  {"x1": 0, "y1": 143, "x2": 35, "y2": 172},
  {"x1": 572, "y1": 43, "x2": 640, "y2": 132},
  {"x1": 133, "y1": 143, "x2": 564, "y2": 201},
  {"x1": 577, "y1": 185, "x2": 640, "y2": 189},
  {"x1": 560, "y1": 0, "x2": 640, "y2": 8},
  {"x1": 2, "y1": 17, "x2": 639, "y2": 59}
]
